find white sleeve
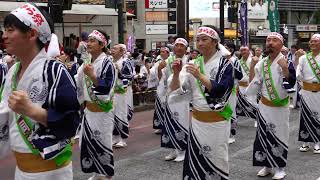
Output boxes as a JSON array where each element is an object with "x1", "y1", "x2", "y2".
[
  {"x1": 167, "y1": 66, "x2": 192, "y2": 103},
  {"x1": 246, "y1": 61, "x2": 262, "y2": 96},
  {"x1": 296, "y1": 55, "x2": 305, "y2": 82}
]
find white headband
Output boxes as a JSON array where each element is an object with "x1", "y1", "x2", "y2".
[
  {"x1": 197, "y1": 26, "x2": 230, "y2": 56},
  {"x1": 174, "y1": 38, "x2": 188, "y2": 47},
  {"x1": 118, "y1": 44, "x2": 127, "y2": 52},
  {"x1": 197, "y1": 27, "x2": 221, "y2": 42},
  {"x1": 11, "y1": 3, "x2": 51, "y2": 44},
  {"x1": 89, "y1": 30, "x2": 108, "y2": 47},
  {"x1": 311, "y1": 34, "x2": 320, "y2": 41},
  {"x1": 240, "y1": 46, "x2": 249, "y2": 50},
  {"x1": 161, "y1": 47, "x2": 170, "y2": 53},
  {"x1": 267, "y1": 32, "x2": 284, "y2": 44}
]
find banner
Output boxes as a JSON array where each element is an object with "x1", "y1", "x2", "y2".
[
  {"x1": 268, "y1": 0, "x2": 280, "y2": 32},
  {"x1": 240, "y1": 0, "x2": 248, "y2": 46}
]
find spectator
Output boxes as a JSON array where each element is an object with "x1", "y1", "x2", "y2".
[
  {"x1": 288, "y1": 44, "x2": 298, "y2": 64},
  {"x1": 190, "y1": 49, "x2": 200, "y2": 60},
  {"x1": 77, "y1": 32, "x2": 89, "y2": 62}
]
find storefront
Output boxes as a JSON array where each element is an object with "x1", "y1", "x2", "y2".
[{"x1": 296, "y1": 25, "x2": 319, "y2": 50}]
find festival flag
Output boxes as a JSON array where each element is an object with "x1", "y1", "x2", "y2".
[{"x1": 268, "y1": 0, "x2": 280, "y2": 32}]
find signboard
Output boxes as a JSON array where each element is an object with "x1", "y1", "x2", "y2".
[
  {"x1": 146, "y1": 25, "x2": 168, "y2": 34},
  {"x1": 145, "y1": 0, "x2": 168, "y2": 8},
  {"x1": 248, "y1": 1, "x2": 268, "y2": 20},
  {"x1": 256, "y1": 29, "x2": 271, "y2": 36},
  {"x1": 296, "y1": 25, "x2": 318, "y2": 32},
  {"x1": 167, "y1": 0, "x2": 176, "y2": 8},
  {"x1": 145, "y1": 11, "x2": 168, "y2": 22},
  {"x1": 146, "y1": 24, "x2": 176, "y2": 34},
  {"x1": 168, "y1": 24, "x2": 176, "y2": 34},
  {"x1": 168, "y1": 11, "x2": 176, "y2": 21},
  {"x1": 126, "y1": 0, "x2": 137, "y2": 16}
]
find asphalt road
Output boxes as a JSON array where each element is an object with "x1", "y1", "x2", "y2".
[{"x1": 1, "y1": 109, "x2": 320, "y2": 180}]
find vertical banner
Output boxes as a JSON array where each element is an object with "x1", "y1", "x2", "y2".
[
  {"x1": 268, "y1": 0, "x2": 280, "y2": 32},
  {"x1": 240, "y1": 0, "x2": 248, "y2": 46}
]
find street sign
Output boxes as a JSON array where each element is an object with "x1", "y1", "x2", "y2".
[
  {"x1": 146, "y1": 25, "x2": 168, "y2": 34},
  {"x1": 146, "y1": 24, "x2": 176, "y2": 34},
  {"x1": 296, "y1": 25, "x2": 318, "y2": 32},
  {"x1": 145, "y1": 0, "x2": 168, "y2": 8},
  {"x1": 168, "y1": 11, "x2": 176, "y2": 21},
  {"x1": 168, "y1": 24, "x2": 176, "y2": 34},
  {"x1": 145, "y1": 11, "x2": 168, "y2": 22}
]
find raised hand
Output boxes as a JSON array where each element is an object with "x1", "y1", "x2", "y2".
[
  {"x1": 83, "y1": 64, "x2": 96, "y2": 79},
  {"x1": 172, "y1": 59, "x2": 182, "y2": 75},
  {"x1": 186, "y1": 63, "x2": 200, "y2": 78},
  {"x1": 8, "y1": 90, "x2": 33, "y2": 115}
]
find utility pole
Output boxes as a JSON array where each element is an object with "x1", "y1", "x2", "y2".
[
  {"x1": 177, "y1": 0, "x2": 186, "y2": 38},
  {"x1": 220, "y1": 0, "x2": 225, "y2": 43},
  {"x1": 117, "y1": 0, "x2": 124, "y2": 44},
  {"x1": 186, "y1": 0, "x2": 189, "y2": 41}
]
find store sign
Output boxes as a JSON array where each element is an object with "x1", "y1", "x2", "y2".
[
  {"x1": 145, "y1": 11, "x2": 168, "y2": 22},
  {"x1": 146, "y1": 24, "x2": 176, "y2": 34},
  {"x1": 145, "y1": 0, "x2": 168, "y2": 8},
  {"x1": 296, "y1": 25, "x2": 318, "y2": 32}
]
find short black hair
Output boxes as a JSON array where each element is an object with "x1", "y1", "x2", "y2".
[
  {"x1": 291, "y1": 44, "x2": 298, "y2": 49},
  {"x1": 4, "y1": 4, "x2": 54, "y2": 50},
  {"x1": 224, "y1": 42, "x2": 236, "y2": 55}
]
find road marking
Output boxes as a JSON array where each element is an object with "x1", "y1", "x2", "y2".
[{"x1": 131, "y1": 123, "x2": 153, "y2": 130}]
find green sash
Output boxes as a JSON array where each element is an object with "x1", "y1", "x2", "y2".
[
  {"x1": 306, "y1": 52, "x2": 320, "y2": 82},
  {"x1": 167, "y1": 56, "x2": 174, "y2": 74},
  {"x1": 12, "y1": 62, "x2": 71, "y2": 166},
  {"x1": 0, "y1": 85, "x2": 3, "y2": 102},
  {"x1": 194, "y1": 56, "x2": 233, "y2": 120},
  {"x1": 240, "y1": 58, "x2": 250, "y2": 76},
  {"x1": 84, "y1": 58, "x2": 113, "y2": 112},
  {"x1": 262, "y1": 57, "x2": 289, "y2": 106}
]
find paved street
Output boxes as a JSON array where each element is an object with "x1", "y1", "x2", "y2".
[{"x1": 1, "y1": 109, "x2": 320, "y2": 180}]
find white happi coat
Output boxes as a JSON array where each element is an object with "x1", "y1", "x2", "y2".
[
  {"x1": 76, "y1": 52, "x2": 115, "y2": 147},
  {"x1": 247, "y1": 52, "x2": 291, "y2": 168},
  {"x1": 170, "y1": 51, "x2": 231, "y2": 179},
  {"x1": 76, "y1": 52, "x2": 116, "y2": 176},
  {"x1": 239, "y1": 55, "x2": 257, "y2": 105},
  {"x1": 296, "y1": 53, "x2": 320, "y2": 143},
  {"x1": 1, "y1": 49, "x2": 76, "y2": 180},
  {"x1": 161, "y1": 55, "x2": 190, "y2": 149}
]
